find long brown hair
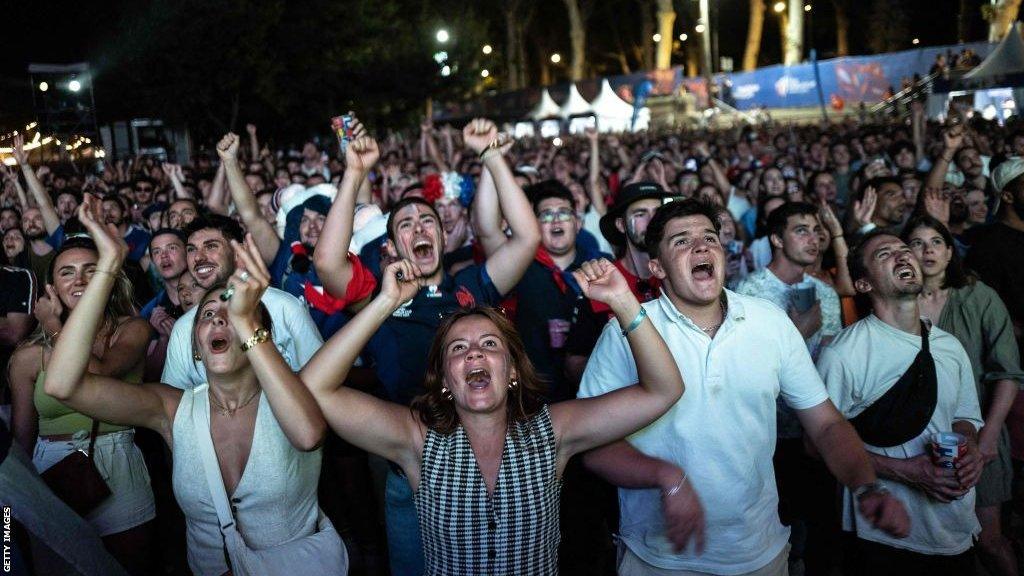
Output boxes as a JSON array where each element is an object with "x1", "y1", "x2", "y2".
[{"x1": 411, "y1": 307, "x2": 544, "y2": 435}]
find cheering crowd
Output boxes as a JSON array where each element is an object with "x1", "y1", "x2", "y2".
[{"x1": 1, "y1": 102, "x2": 1023, "y2": 576}]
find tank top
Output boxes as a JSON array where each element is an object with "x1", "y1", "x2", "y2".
[
  {"x1": 415, "y1": 404, "x2": 561, "y2": 575},
  {"x1": 171, "y1": 384, "x2": 322, "y2": 576},
  {"x1": 33, "y1": 346, "x2": 135, "y2": 436}
]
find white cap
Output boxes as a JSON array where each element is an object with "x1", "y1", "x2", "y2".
[{"x1": 991, "y1": 156, "x2": 1024, "y2": 192}]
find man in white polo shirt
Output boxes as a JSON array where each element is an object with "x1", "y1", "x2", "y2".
[{"x1": 579, "y1": 199, "x2": 909, "y2": 575}]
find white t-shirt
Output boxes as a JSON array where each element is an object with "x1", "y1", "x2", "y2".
[
  {"x1": 582, "y1": 206, "x2": 615, "y2": 256},
  {"x1": 161, "y1": 287, "x2": 324, "y2": 389},
  {"x1": 818, "y1": 315, "x2": 982, "y2": 555},
  {"x1": 735, "y1": 268, "x2": 841, "y2": 359},
  {"x1": 579, "y1": 291, "x2": 829, "y2": 575}
]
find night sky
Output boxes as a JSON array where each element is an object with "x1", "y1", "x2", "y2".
[{"x1": 0, "y1": 0, "x2": 990, "y2": 133}]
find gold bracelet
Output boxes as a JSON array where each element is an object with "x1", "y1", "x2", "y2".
[{"x1": 240, "y1": 327, "x2": 270, "y2": 352}]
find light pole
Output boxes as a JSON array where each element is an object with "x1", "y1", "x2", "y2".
[{"x1": 699, "y1": 0, "x2": 715, "y2": 107}]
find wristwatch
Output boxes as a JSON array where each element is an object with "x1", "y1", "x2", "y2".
[
  {"x1": 852, "y1": 482, "x2": 889, "y2": 502},
  {"x1": 240, "y1": 327, "x2": 270, "y2": 352}
]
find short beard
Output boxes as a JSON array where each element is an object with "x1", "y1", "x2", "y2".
[{"x1": 23, "y1": 229, "x2": 45, "y2": 241}]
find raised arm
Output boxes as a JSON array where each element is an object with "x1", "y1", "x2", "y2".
[
  {"x1": 819, "y1": 199, "x2": 855, "y2": 296},
  {"x1": 216, "y1": 133, "x2": 280, "y2": 264},
  {"x1": 300, "y1": 259, "x2": 426, "y2": 465},
  {"x1": 313, "y1": 126, "x2": 378, "y2": 302},
  {"x1": 246, "y1": 124, "x2": 260, "y2": 162},
  {"x1": 13, "y1": 134, "x2": 60, "y2": 234},
  {"x1": 926, "y1": 124, "x2": 962, "y2": 192},
  {"x1": 206, "y1": 162, "x2": 230, "y2": 215},
  {"x1": 551, "y1": 260, "x2": 684, "y2": 457},
  {"x1": 471, "y1": 137, "x2": 515, "y2": 257},
  {"x1": 42, "y1": 195, "x2": 180, "y2": 441},
  {"x1": 464, "y1": 119, "x2": 541, "y2": 295},
  {"x1": 226, "y1": 236, "x2": 326, "y2": 451},
  {"x1": 585, "y1": 127, "x2": 608, "y2": 216},
  {"x1": 162, "y1": 163, "x2": 190, "y2": 201}
]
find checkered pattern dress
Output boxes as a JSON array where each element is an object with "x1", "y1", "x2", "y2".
[{"x1": 415, "y1": 405, "x2": 562, "y2": 575}]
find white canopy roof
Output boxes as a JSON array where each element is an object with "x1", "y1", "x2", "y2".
[
  {"x1": 558, "y1": 84, "x2": 593, "y2": 118},
  {"x1": 528, "y1": 89, "x2": 561, "y2": 120},
  {"x1": 966, "y1": 23, "x2": 1024, "y2": 79},
  {"x1": 590, "y1": 79, "x2": 646, "y2": 132}
]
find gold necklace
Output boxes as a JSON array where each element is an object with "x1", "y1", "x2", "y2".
[{"x1": 209, "y1": 389, "x2": 261, "y2": 417}]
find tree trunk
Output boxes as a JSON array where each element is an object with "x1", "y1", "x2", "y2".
[
  {"x1": 655, "y1": 0, "x2": 676, "y2": 70},
  {"x1": 833, "y1": 0, "x2": 850, "y2": 55},
  {"x1": 958, "y1": 0, "x2": 969, "y2": 42},
  {"x1": 640, "y1": 0, "x2": 655, "y2": 70},
  {"x1": 686, "y1": 45, "x2": 700, "y2": 77},
  {"x1": 563, "y1": 0, "x2": 587, "y2": 81},
  {"x1": 989, "y1": 0, "x2": 1024, "y2": 41},
  {"x1": 505, "y1": 7, "x2": 521, "y2": 90},
  {"x1": 784, "y1": 0, "x2": 803, "y2": 64},
  {"x1": 742, "y1": 0, "x2": 766, "y2": 71}
]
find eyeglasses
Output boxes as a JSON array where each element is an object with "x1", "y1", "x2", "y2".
[
  {"x1": 135, "y1": 186, "x2": 154, "y2": 192},
  {"x1": 537, "y1": 209, "x2": 575, "y2": 224}
]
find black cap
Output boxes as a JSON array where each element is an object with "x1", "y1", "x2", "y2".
[{"x1": 599, "y1": 181, "x2": 672, "y2": 246}]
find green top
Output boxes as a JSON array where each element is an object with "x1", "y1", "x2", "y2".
[
  {"x1": 33, "y1": 346, "x2": 137, "y2": 436},
  {"x1": 937, "y1": 280, "x2": 1024, "y2": 407}
]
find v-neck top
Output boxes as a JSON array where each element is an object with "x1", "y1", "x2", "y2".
[
  {"x1": 171, "y1": 384, "x2": 322, "y2": 576},
  {"x1": 415, "y1": 405, "x2": 561, "y2": 575}
]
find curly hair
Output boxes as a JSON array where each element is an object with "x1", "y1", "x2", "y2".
[{"x1": 411, "y1": 307, "x2": 545, "y2": 435}]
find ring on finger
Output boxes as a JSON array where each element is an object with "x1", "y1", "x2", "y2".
[
  {"x1": 219, "y1": 284, "x2": 235, "y2": 301},
  {"x1": 239, "y1": 271, "x2": 251, "y2": 282}
]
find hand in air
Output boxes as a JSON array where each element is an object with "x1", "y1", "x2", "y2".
[
  {"x1": 572, "y1": 259, "x2": 633, "y2": 307},
  {"x1": 77, "y1": 193, "x2": 129, "y2": 270},
  {"x1": 380, "y1": 259, "x2": 425, "y2": 308},
  {"x1": 225, "y1": 234, "x2": 271, "y2": 326}
]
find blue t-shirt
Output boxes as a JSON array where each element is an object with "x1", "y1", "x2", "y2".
[{"x1": 363, "y1": 263, "x2": 502, "y2": 406}]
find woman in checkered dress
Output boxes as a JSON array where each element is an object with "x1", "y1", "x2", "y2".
[{"x1": 300, "y1": 258, "x2": 685, "y2": 574}]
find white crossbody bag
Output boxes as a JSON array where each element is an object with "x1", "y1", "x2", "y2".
[{"x1": 192, "y1": 393, "x2": 348, "y2": 575}]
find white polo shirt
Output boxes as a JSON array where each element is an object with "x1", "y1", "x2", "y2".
[
  {"x1": 578, "y1": 290, "x2": 829, "y2": 575},
  {"x1": 161, "y1": 286, "x2": 324, "y2": 389}
]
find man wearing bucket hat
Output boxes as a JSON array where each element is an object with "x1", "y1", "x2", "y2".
[
  {"x1": 564, "y1": 182, "x2": 673, "y2": 383},
  {"x1": 819, "y1": 229, "x2": 982, "y2": 573}
]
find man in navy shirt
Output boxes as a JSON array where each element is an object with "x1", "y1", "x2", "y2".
[{"x1": 314, "y1": 118, "x2": 540, "y2": 576}]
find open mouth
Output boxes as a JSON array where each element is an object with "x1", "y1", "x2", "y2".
[
  {"x1": 413, "y1": 239, "x2": 434, "y2": 260},
  {"x1": 550, "y1": 226, "x2": 566, "y2": 237},
  {"x1": 691, "y1": 262, "x2": 715, "y2": 281},
  {"x1": 465, "y1": 368, "x2": 491, "y2": 390},
  {"x1": 210, "y1": 337, "x2": 231, "y2": 354},
  {"x1": 70, "y1": 290, "x2": 84, "y2": 298},
  {"x1": 895, "y1": 264, "x2": 916, "y2": 280}
]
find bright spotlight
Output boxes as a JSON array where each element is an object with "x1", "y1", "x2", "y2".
[
  {"x1": 550, "y1": 53, "x2": 562, "y2": 64},
  {"x1": 436, "y1": 29, "x2": 449, "y2": 43},
  {"x1": 441, "y1": 65, "x2": 452, "y2": 77},
  {"x1": 679, "y1": 33, "x2": 688, "y2": 41},
  {"x1": 482, "y1": 44, "x2": 493, "y2": 55},
  {"x1": 481, "y1": 69, "x2": 490, "y2": 78},
  {"x1": 653, "y1": 33, "x2": 662, "y2": 42},
  {"x1": 774, "y1": 2, "x2": 786, "y2": 13},
  {"x1": 695, "y1": 24, "x2": 706, "y2": 33},
  {"x1": 804, "y1": 4, "x2": 812, "y2": 11},
  {"x1": 38, "y1": 81, "x2": 49, "y2": 92},
  {"x1": 68, "y1": 80, "x2": 81, "y2": 92}
]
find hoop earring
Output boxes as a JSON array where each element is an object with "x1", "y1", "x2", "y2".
[
  {"x1": 508, "y1": 378, "x2": 519, "y2": 390},
  {"x1": 440, "y1": 386, "x2": 454, "y2": 401},
  {"x1": 193, "y1": 351, "x2": 202, "y2": 362}
]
